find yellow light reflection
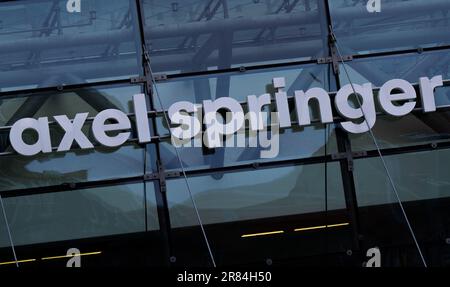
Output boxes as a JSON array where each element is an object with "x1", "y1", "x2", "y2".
[
  {"x1": 0, "y1": 259, "x2": 36, "y2": 266},
  {"x1": 295, "y1": 222, "x2": 349, "y2": 232},
  {"x1": 41, "y1": 251, "x2": 102, "y2": 261},
  {"x1": 241, "y1": 230, "x2": 284, "y2": 238}
]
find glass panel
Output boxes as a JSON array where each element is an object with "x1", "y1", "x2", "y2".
[
  {"x1": 0, "y1": 0, "x2": 142, "y2": 92},
  {"x1": 0, "y1": 145, "x2": 143, "y2": 191},
  {"x1": 142, "y1": 0, "x2": 328, "y2": 74},
  {"x1": 328, "y1": 0, "x2": 450, "y2": 54},
  {"x1": 150, "y1": 64, "x2": 338, "y2": 170},
  {"x1": 355, "y1": 150, "x2": 450, "y2": 206},
  {"x1": 339, "y1": 50, "x2": 450, "y2": 99},
  {"x1": 145, "y1": 182, "x2": 160, "y2": 231},
  {"x1": 351, "y1": 110, "x2": 450, "y2": 151},
  {"x1": 338, "y1": 51, "x2": 450, "y2": 151},
  {"x1": 166, "y1": 162, "x2": 351, "y2": 266},
  {"x1": 0, "y1": 183, "x2": 148, "y2": 248},
  {"x1": 0, "y1": 84, "x2": 146, "y2": 191},
  {"x1": 0, "y1": 84, "x2": 142, "y2": 126},
  {"x1": 0, "y1": 83, "x2": 143, "y2": 153},
  {"x1": 0, "y1": 198, "x2": 14, "y2": 264},
  {"x1": 159, "y1": 124, "x2": 337, "y2": 171},
  {"x1": 153, "y1": 63, "x2": 332, "y2": 110},
  {"x1": 167, "y1": 163, "x2": 345, "y2": 227},
  {"x1": 354, "y1": 149, "x2": 450, "y2": 266}
]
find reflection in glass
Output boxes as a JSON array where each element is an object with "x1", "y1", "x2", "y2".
[
  {"x1": 329, "y1": 0, "x2": 450, "y2": 54},
  {"x1": 159, "y1": 124, "x2": 337, "y2": 171},
  {"x1": 337, "y1": 52, "x2": 450, "y2": 151},
  {"x1": 153, "y1": 63, "x2": 332, "y2": 111},
  {"x1": 0, "y1": 200, "x2": 13, "y2": 262},
  {"x1": 166, "y1": 162, "x2": 345, "y2": 227},
  {"x1": 354, "y1": 149, "x2": 450, "y2": 207},
  {"x1": 0, "y1": 84, "x2": 142, "y2": 126},
  {"x1": 0, "y1": 84, "x2": 146, "y2": 190},
  {"x1": 142, "y1": 0, "x2": 327, "y2": 73},
  {"x1": 150, "y1": 64, "x2": 337, "y2": 170},
  {"x1": 0, "y1": 0, "x2": 142, "y2": 91},
  {"x1": 350, "y1": 111, "x2": 450, "y2": 151},
  {"x1": 353, "y1": 149, "x2": 450, "y2": 266},
  {"x1": 0, "y1": 146, "x2": 144, "y2": 191},
  {"x1": 340, "y1": 51, "x2": 450, "y2": 100},
  {"x1": 145, "y1": 182, "x2": 160, "y2": 231},
  {"x1": 0, "y1": 183, "x2": 151, "y2": 247}
]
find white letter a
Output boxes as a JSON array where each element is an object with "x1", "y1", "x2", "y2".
[{"x1": 10, "y1": 117, "x2": 52, "y2": 156}]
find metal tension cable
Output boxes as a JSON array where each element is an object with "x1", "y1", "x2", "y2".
[
  {"x1": 0, "y1": 194, "x2": 19, "y2": 267},
  {"x1": 141, "y1": 45, "x2": 217, "y2": 267},
  {"x1": 329, "y1": 26, "x2": 427, "y2": 267}
]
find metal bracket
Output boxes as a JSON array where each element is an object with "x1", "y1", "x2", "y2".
[
  {"x1": 154, "y1": 74, "x2": 168, "y2": 82},
  {"x1": 157, "y1": 161, "x2": 167, "y2": 192},
  {"x1": 61, "y1": 182, "x2": 77, "y2": 189},
  {"x1": 331, "y1": 151, "x2": 367, "y2": 171},
  {"x1": 317, "y1": 51, "x2": 352, "y2": 74},
  {"x1": 321, "y1": 25, "x2": 353, "y2": 74},
  {"x1": 144, "y1": 173, "x2": 158, "y2": 181},
  {"x1": 144, "y1": 172, "x2": 181, "y2": 180},
  {"x1": 131, "y1": 74, "x2": 167, "y2": 83},
  {"x1": 140, "y1": 44, "x2": 156, "y2": 92},
  {"x1": 133, "y1": 45, "x2": 167, "y2": 86},
  {"x1": 130, "y1": 76, "x2": 147, "y2": 84},
  {"x1": 143, "y1": 161, "x2": 181, "y2": 193},
  {"x1": 331, "y1": 151, "x2": 367, "y2": 160}
]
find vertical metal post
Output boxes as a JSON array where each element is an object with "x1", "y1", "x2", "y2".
[
  {"x1": 320, "y1": 0, "x2": 361, "y2": 253},
  {"x1": 134, "y1": 0, "x2": 174, "y2": 266}
]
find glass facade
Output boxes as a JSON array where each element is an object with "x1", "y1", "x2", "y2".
[
  {"x1": 142, "y1": 0, "x2": 328, "y2": 73},
  {"x1": 0, "y1": 0, "x2": 142, "y2": 92},
  {"x1": 0, "y1": 0, "x2": 450, "y2": 268}
]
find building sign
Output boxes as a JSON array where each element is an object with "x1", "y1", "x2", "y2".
[{"x1": 5, "y1": 75, "x2": 444, "y2": 157}]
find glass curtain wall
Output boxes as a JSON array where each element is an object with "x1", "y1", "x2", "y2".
[{"x1": 0, "y1": 0, "x2": 449, "y2": 267}]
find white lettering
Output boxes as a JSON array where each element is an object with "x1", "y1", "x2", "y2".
[
  {"x1": 419, "y1": 75, "x2": 443, "y2": 112},
  {"x1": 54, "y1": 113, "x2": 93, "y2": 152},
  {"x1": 378, "y1": 79, "x2": 416, "y2": 116},
  {"x1": 92, "y1": 109, "x2": 131, "y2": 147},
  {"x1": 203, "y1": 97, "x2": 245, "y2": 148},
  {"x1": 10, "y1": 117, "x2": 52, "y2": 156},
  {"x1": 335, "y1": 83, "x2": 376, "y2": 133}
]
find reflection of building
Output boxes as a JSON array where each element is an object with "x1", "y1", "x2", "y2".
[{"x1": 0, "y1": 0, "x2": 450, "y2": 267}]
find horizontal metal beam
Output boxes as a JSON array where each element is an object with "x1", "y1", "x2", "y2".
[
  {"x1": 2, "y1": 139, "x2": 450, "y2": 199},
  {"x1": 2, "y1": 44, "x2": 450, "y2": 92}
]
